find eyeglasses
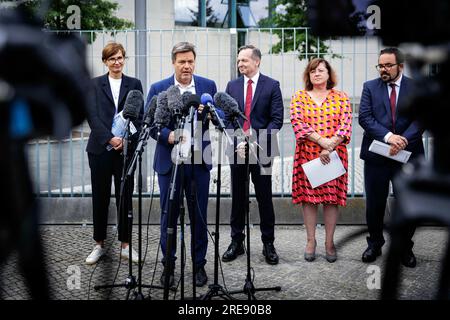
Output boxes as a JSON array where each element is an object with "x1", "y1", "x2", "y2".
[
  {"x1": 375, "y1": 63, "x2": 397, "y2": 71},
  {"x1": 107, "y1": 56, "x2": 125, "y2": 64}
]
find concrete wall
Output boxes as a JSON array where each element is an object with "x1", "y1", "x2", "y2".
[{"x1": 37, "y1": 197, "x2": 395, "y2": 225}]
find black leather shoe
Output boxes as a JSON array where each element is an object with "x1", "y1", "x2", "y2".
[
  {"x1": 160, "y1": 267, "x2": 174, "y2": 287},
  {"x1": 401, "y1": 250, "x2": 417, "y2": 268},
  {"x1": 222, "y1": 241, "x2": 244, "y2": 262},
  {"x1": 362, "y1": 246, "x2": 382, "y2": 263},
  {"x1": 262, "y1": 242, "x2": 279, "y2": 265},
  {"x1": 195, "y1": 266, "x2": 208, "y2": 287}
]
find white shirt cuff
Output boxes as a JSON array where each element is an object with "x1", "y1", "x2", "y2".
[{"x1": 384, "y1": 132, "x2": 393, "y2": 143}]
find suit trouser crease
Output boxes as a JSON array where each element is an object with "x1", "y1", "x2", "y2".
[
  {"x1": 159, "y1": 164, "x2": 209, "y2": 269},
  {"x1": 230, "y1": 163, "x2": 275, "y2": 244},
  {"x1": 364, "y1": 161, "x2": 415, "y2": 248}
]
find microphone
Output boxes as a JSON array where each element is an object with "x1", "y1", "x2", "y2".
[
  {"x1": 106, "y1": 90, "x2": 142, "y2": 151},
  {"x1": 185, "y1": 94, "x2": 201, "y2": 109},
  {"x1": 200, "y1": 93, "x2": 214, "y2": 108},
  {"x1": 200, "y1": 93, "x2": 233, "y2": 145},
  {"x1": 143, "y1": 95, "x2": 157, "y2": 128},
  {"x1": 153, "y1": 91, "x2": 171, "y2": 128},
  {"x1": 120, "y1": 90, "x2": 142, "y2": 156},
  {"x1": 184, "y1": 93, "x2": 201, "y2": 123},
  {"x1": 135, "y1": 95, "x2": 157, "y2": 146},
  {"x1": 181, "y1": 91, "x2": 193, "y2": 108},
  {"x1": 185, "y1": 93, "x2": 200, "y2": 113},
  {"x1": 123, "y1": 90, "x2": 143, "y2": 122},
  {"x1": 166, "y1": 85, "x2": 184, "y2": 117},
  {"x1": 122, "y1": 89, "x2": 143, "y2": 138},
  {"x1": 214, "y1": 92, "x2": 248, "y2": 121},
  {"x1": 200, "y1": 93, "x2": 217, "y2": 124}
]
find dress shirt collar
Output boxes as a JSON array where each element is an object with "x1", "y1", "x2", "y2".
[
  {"x1": 244, "y1": 72, "x2": 260, "y2": 86},
  {"x1": 174, "y1": 75, "x2": 196, "y2": 94},
  {"x1": 389, "y1": 73, "x2": 403, "y2": 88}
]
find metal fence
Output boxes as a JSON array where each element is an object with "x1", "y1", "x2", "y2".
[{"x1": 28, "y1": 27, "x2": 431, "y2": 198}]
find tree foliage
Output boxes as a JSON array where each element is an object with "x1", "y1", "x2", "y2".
[
  {"x1": 259, "y1": 0, "x2": 334, "y2": 60},
  {"x1": 22, "y1": 0, "x2": 134, "y2": 42},
  {"x1": 189, "y1": 0, "x2": 219, "y2": 27}
]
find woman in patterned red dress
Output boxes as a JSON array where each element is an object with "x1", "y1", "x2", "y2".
[{"x1": 290, "y1": 58, "x2": 352, "y2": 263}]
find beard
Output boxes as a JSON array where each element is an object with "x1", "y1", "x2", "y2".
[
  {"x1": 380, "y1": 69, "x2": 399, "y2": 82},
  {"x1": 380, "y1": 73, "x2": 392, "y2": 82}
]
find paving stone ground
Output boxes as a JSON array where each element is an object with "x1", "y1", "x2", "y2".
[{"x1": 0, "y1": 224, "x2": 447, "y2": 300}]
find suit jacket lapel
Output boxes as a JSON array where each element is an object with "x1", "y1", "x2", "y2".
[
  {"x1": 101, "y1": 73, "x2": 115, "y2": 106},
  {"x1": 379, "y1": 79, "x2": 392, "y2": 121},
  {"x1": 238, "y1": 76, "x2": 245, "y2": 112},
  {"x1": 193, "y1": 75, "x2": 203, "y2": 95},
  {"x1": 251, "y1": 74, "x2": 265, "y2": 111}
]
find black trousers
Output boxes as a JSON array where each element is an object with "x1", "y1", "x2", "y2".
[
  {"x1": 364, "y1": 161, "x2": 415, "y2": 249},
  {"x1": 88, "y1": 150, "x2": 133, "y2": 243},
  {"x1": 230, "y1": 163, "x2": 275, "y2": 244}
]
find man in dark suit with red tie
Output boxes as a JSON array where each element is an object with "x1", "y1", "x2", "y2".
[
  {"x1": 222, "y1": 45, "x2": 284, "y2": 265},
  {"x1": 359, "y1": 47, "x2": 424, "y2": 268}
]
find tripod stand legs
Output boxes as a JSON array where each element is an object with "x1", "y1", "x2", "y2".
[
  {"x1": 94, "y1": 274, "x2": 137, "y2": 299},
  {"x1": 226, "y1": 266, "x2": 282, "y2": 300},
  {"x1": 200, "y1": 284, "x2": 234, "y2": 300}
]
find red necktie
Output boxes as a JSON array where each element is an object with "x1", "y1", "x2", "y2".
[
  {"x1": 243, "y1": 79, "x2": 253, "y2": 133},
  {"x1": 389, "y1": 83, "x2": 396, "y2": 132}
]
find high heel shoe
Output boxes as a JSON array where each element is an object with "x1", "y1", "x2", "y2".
[
  {"x1": 304, "y1": 240, "x2": 317, "y2": 262},
  {"x1": 325, "y1": 244, "x2": 337, "y2": 263}
]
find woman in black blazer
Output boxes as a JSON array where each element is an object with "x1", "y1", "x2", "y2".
[{"x1": 85, "y1": 42, "x2": 143, "y2": 265}]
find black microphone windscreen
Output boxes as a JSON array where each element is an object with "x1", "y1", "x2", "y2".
[
  {"x1": 154, "y1": 91, "x2": 171, "y2": 127},
  {"x1": 123, "y1": 90, "x2": 143, "y2": 121},
  {"x1": 181, "y1": 91, "x2": 192, "y2": 107},
  {"x1": 214, "y1": 92, "x2": 239, "y2": 114},
  {"x1": 166, "y1": 85, "x2": 184, "y2": 116},
  {"x1": 143, "y1": 95, "x2": 158, "y2": 126},
  {"x1": 184, "y1": 94, "x2": 201, "y2": 110}
]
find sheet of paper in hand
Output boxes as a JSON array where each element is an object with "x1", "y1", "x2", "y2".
[
  {"x1": 301, "y1": 151, "x2": 346, "y2": 188},
  {"x1": 368, "y1": 140, "x2": 411, "y2": 163}
]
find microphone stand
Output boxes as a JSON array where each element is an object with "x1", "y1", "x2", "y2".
[
  {"x1": 163, "y1": 113, "x2": 187, "y2": 300},
  {"x1": 200, "y1": 108, "x2": 234, "y2": 300},
  {"x1": 227, "y1": 116, "x2": 281, "y2": 300},
  {"x1": 123, "y1": 125, "x2": 168, "y2": 299},
  {"x1": 188, "y1": 107, "x2": 197, "y2": 300},
  {"x1": 94, "y1": 119, "x2": 137, "y2": 300}
]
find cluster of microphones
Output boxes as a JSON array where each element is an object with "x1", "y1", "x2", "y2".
[{"x1": 118, "y1": 85, "x2": 247, "y2": 138}]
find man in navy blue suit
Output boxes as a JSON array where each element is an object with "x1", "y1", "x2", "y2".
[
  {"x1": 359, "y1": 47, "x2": 424, "y2": 268},
  {"x1": 222, "y1": 45, "x2": 284, "y2": 265},
  {"x1": 146, "y1": 42, "x2": 219, "y2": 287}
]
